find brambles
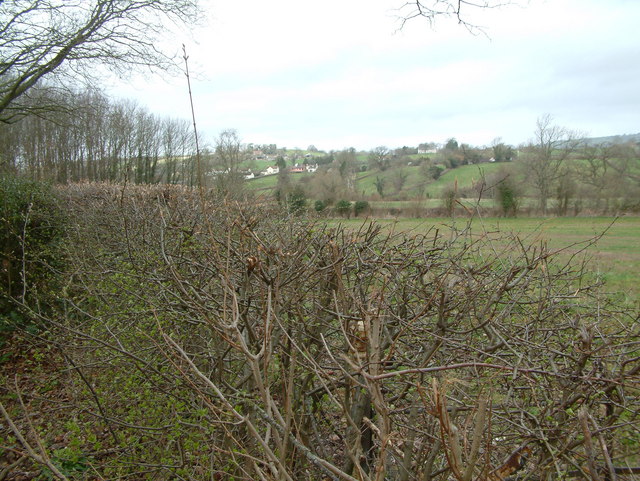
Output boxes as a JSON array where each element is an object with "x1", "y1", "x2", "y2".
[{"x1": 1, "y1": 183, "x2": 638, "y2": 480}]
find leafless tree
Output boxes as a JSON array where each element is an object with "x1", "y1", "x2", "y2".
[
  {"x1": 211, "y1": 128, "x2": 247, "y2": 196},
  {"x1": 0, "y1": 85, "x2": 203, "y2": 184},
  {"x1": 369, "y1": 146, "x2": 391, "y2": 171},
  {"x1": 309, "y1": 168, "x2": 349, "y2": 205},
  {"x1": 603, "y1": 142, "x2": 640, "y2": 187},
  {"x1": 335, "y1": 148, "x2": 358, "y2": 192},
  {"x1": 0, "y1": 0, "x2": 201, "y2": 122},
  {"x1": 132, "y1": 109, "x2": 162, "y2": 184},
  {"x1": 390, "y1": 168, "x2": 409, "y2": 192},
  {"x1": 519, "y1": 114, "x2": 582, "y2": 215},
  {"x1": 161, "y1": 117, "x2": 194, "y2": 184},
  {"x1": 396, "y1": 0, "x2": 518, "y2": 32},
  {"x1": 574, "y1": 144, "x2": 610, "y2": 212},
  {"x1": 213, "y1": 129, "x2": 244, "y2": 173}
]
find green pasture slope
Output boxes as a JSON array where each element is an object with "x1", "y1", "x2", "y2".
[
  {"x1": 246, "y1": 172, "x2": 315, "y2": 193},
  {"x1": 246, "y1": 174, "x2": 278, "y2": 192},
  {"x1": 246, "y1": 162, "x2": 510, "y2": 199},
  {"x1": 432, "y1": 162, "x2": 507, "y2": 194},
  {"x1": 354, "y1": 162, "x2": 508, "y2": 197},
  {"x1": 331, "y1": 216, "x2": 640, "y2": 303}
]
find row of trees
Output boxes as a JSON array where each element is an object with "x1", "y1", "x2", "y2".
[
  {"x1": 2, "y1": 85, "x2": 638, "y2": 216},
  {"x1": 366, "y1": 139, "x2": 514, "y2": 173},
  {"x1": 358, "y1": 117, "x2": 640, "y2": 216},
  {"x1": 0, "y1": 0, "x2": 208, "y2": 185},
  {"x1": 518, "y1": 116, "x2": 640, "y2": 215},
  {"x1": 0, "y1": 87, "x2": 200, "y2": 184},
  {"x1": 483, "y1": 116, "x2": 640, "y2": 216}
]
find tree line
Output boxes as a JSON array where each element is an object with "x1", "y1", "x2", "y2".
[
  {"x1": 2, "y1": 85, "x2": 639, "y2": 217},
  {"x1": 484, "y1": 116, "x2": 640, "y2": 216},
  {"x1": 0, "y1": 86, "x2": 199, "y2": 185},
  {"x1": 338, "y1": 117, "x2": 640, "y2": 216}
]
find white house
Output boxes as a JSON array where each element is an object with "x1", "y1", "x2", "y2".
[{"x1": 262, "y1": 165, "x2": 279, "y2": 175}]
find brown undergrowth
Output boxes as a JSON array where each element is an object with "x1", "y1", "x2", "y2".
[{"x1": 1, "y1": 183, "x2": 638, "y2": 481}]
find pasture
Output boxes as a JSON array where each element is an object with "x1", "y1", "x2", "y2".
[
  {"x1": 331, "y1": 215, "x2": 640, "y2": 303},
  {"x1": 246, "y1": 162, "x2": 510, "y2": 199}
]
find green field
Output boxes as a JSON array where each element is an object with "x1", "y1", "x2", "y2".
[
  {"x1": 430, "y1": 161, "x2": 507, "y2": 195},
  {"x1": 245, "y1": 173, "x2": 279, "y2": 191},
  {"x1": 246, "y1": 172, "x2": 315, "y2": 192},
  {"x1": 329, "y1": 216, "x2": 640, "y2": 304},
  {"x1": 352, "y1": 162, "x2": 509, "y2": 198},
  {"x1": 246, "y1": 161, "x2": 511, "y2": 200}
]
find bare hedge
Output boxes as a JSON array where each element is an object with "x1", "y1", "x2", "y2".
[{"x1": 2, "y1": 183, "x2": 638, "y2": 481}]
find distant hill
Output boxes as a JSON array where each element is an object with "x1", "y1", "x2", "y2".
[{"x1": 582, "y1": 133, "x2": 640, "y2": 146}]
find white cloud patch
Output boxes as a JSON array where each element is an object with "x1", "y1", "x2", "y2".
[{"x1": 108, "y1": 0, "x2": 640, "y2": 150}]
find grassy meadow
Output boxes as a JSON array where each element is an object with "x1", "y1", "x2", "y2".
[
  {"x1": 350, "y1": 162, "x2": 508, "y2": 198},
  {"x1": 329, "y1": 215, "x2": 640, "y2": 304},
  {"x1": 246, "y1": 162, "x2": 511, "y2": 199}
]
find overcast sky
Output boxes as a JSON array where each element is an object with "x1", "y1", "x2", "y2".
[{"x1": 108, "y1": 0, "x2": 640, "y2": 151}]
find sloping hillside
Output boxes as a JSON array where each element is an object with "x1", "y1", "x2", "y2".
[{"x1": 246, "y1": 161, "x2": 511, "y2": 200}]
